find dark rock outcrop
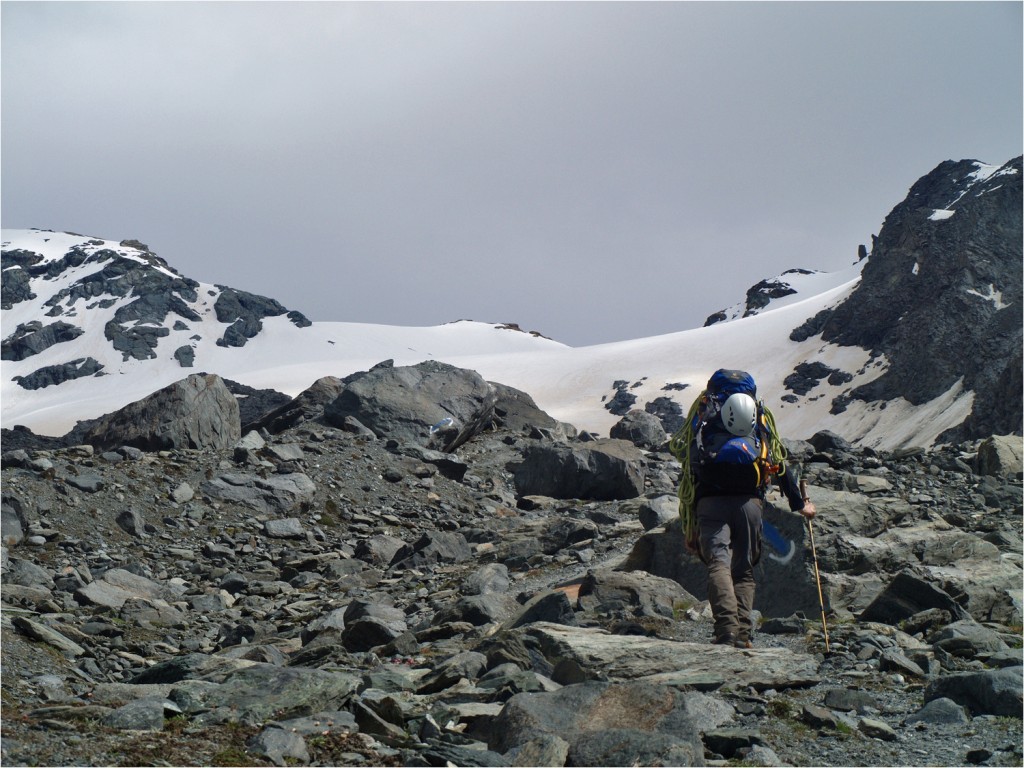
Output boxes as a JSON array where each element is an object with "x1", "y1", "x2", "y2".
[
  {"x1": 214, "y1": 286, "x2": 312, "y2": 349},
  {"x1": 76, "y1": 373, "x2": 241, "y2": 451},
  {"x1": 511, "y1": 439, "x2": 646, "y2": 500},
  {"x1": 2, "y1": 321, "x2": 84, "y2": 361},
  {"x1": 323, "y1": 360, "x2": 497, "y2": 452},
  {"x1": 808, "y1": 157, "x2": 1023, "y2": 441},
  {"x1": 609, "y1": 409, "x2": 668, "y2": 450},
  {"x1": 13, "y1": 357, "x2": 105, "y2": 390}
]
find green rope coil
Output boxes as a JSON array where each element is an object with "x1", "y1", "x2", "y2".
[{"x1": 668, "y1": 393, "x2": 706, "y2": 546}]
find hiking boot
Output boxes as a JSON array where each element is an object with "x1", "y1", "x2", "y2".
[
  {"x1": 733, "y1": 638, "x2": 753, "y2": 649},
  {"x1": 712, "y1": 633, "x2": 736, "y2": 646}
]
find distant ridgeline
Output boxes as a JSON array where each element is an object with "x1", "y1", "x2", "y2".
[
  {"x1": 1, "y1": 235, "x2": 311, "y2": 390},
  {"x1": 1, "y1": 156, "x2": 1021, "y2": 448}
]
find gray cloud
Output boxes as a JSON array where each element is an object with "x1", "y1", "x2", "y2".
[{"x1": 3, "y1": 1, "x2": 1021, "y2": 345}]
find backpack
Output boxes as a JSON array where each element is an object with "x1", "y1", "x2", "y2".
[
  {"x1": 692, "y1": 370, "x2": 770, "y2": 495},
  {"x1": 668, "y1": 369, "x2": 785, "y2": 554}
]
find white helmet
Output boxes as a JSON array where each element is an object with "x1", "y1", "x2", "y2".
[{"x1": 721, "y1": 393, "x2": 757, "y2": 436}]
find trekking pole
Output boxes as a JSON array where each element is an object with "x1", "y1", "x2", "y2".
[{"x1": 801, "y1": 479, "x2": 830, "y2": 654}]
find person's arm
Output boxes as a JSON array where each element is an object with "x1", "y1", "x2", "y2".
[{"x1": 776, "y1": 464, "x2": 816, "y2": 518}]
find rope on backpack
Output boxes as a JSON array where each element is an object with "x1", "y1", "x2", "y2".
[
  {"x1": 668, "y1": 392, "x2": 706, "y2": 549},
  {"x1": 760, "y1": 402, "x2": 789, "y2": 476}
]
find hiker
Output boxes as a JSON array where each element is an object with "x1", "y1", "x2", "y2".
[{"x1": 669, "y1": 369, "x2": 817, "y2": 648}]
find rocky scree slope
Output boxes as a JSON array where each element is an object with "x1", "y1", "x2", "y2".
[{"x1": 2, "y1": 361, "x2": 1022, "y2": 767}]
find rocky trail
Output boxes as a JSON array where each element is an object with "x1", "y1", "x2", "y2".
[{"x1": 1, "y1": 363, "x2": 1021, "y2": 767}]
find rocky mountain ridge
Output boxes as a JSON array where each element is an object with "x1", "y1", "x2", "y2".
[
  {"x1": 3, "y1": 157, "x2": 1023, "y2": 452},
  {"x1": 807, "y1": 156, "x2": 1022, "y2": 442},
  {"x1": 2, "y1": 361, "x2": 1022, "y2": 767}
]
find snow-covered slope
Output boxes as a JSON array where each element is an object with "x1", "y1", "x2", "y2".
[{"x1": 0, "y1": 229, "x2": 976, "y2": 450}]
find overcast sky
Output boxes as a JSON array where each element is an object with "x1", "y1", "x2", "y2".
[{"x1": 3, "y1": 2, "x2": 1021, "y2": 346}]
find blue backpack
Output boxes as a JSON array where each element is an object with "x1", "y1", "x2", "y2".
[{"x1": 691, "y1": 370, "x2": 772, "y2": 494}]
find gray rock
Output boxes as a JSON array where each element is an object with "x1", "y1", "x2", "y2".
[
  {"x1": 65, "y1": 472, "x2": 105, "y2": 493},
  {"x1": 577, "y1": 568, "x2": 696, "y2": 619},
  {"x1": 930, "y1": 619, "x2": 1009, "y2": 658},
  {"x1": 101, "y1": 697, "x2": 170, "y2": 732},
  {"x1": 858, "y1": 717, "x2": 898, "y2": 742},
  {"x1": 245, "y1": 376, "x2": 344, "y2": 434},
  {"x1": 74, "y1": 568, "x2": 185, "y2": 610},
  {"x1": 233, "y1": 430, "x2": 266, "y2": 461},
  {"x1": 115, "y1": 508, "x2": 148, "y2": 537},
  {"x1": 859, "y1": 570, "x2": 971, "y2": 625},
  {"x1": 416, "y1": 650, "x2": 489, "y2": 694},
  {"x1": 569, "y1": 728, "x2": 700, "y2": 767},
  {"x1": 823, "y1": 687, "x2": 878, "y2": 713},
  {"x1": 4, "y1": 557, "x2": 55, "y2": 590},
  {"x1": 247, "y1": 726, "x2": 310, "y2": 766},
  {"x1": 512, "y1": 439, "x2": 646, "y2": 501},
  {"x1": 264, "y1": 518, "x2": 306, "y2": 539},
  {"x1": 878, "y1": 649, "x2": 927, "y2": 678},
  {"x1": 354, "y1": 535, "x2": 409, "y2": 568},
  {"x1": 802, "y1": 703, "x2": 839, "y2": 728},
  {"x1": 704, "y1": 727, "x2": 763, "y2": 757},
  {"x1": 522, "y1": 622, "x2": 820, "y2": 690},
  {"x1": 13, "y1": 617, "x2": 86, "y2": 657},
  {"x1": 393, "y1": 530, "x2": 472, "y2": 568},
  {"x1": 975, "y1": 435, "x2": 1023, "y2": 477},
  {"x1": 738, "y1": 744, "x2": 787, "y2": 767},
  {"x1": 1, "y1": 499, "x2": 26, "y2": 546},
  {"x1": 464, "y1": 563, "x2": 511, "y2": 595},
  {"x1": 266, "y1": 443, "x2": 304, "y2": 462},
  {"x1": 200, "y1": 471, "x2": 317, "y2": 515},
  {"x1": 509, "y1": 589, "x2": 578, "y2": 629},
  {"x1": 489, "y1": 680, "x2": 728, "y2": 762},
  {"x1": 190, "y1": 663, "x2": 362, "y2": 726},
  {"x1": 924, "y1": 666, "x2": 1024, "y2": 717},
  {"x1": 342, "y1": 601, "x2": 408, "y2": 652},
  {"x1": 170, "y1": 482, "x2": 194, "y2": 503},
  {"x1": 433, "y1": 594, "x2": 521, "y2": 627},
  {"x1": 506, "y1": 734, "x2": 570, "y2": 767},
  {"x1": 2, "y1": 320, "x2": 84, "y2": 361},
  {"x1": 491, "y1": 382, "x2": 573, "y2": 439},
  {"x1": 638, "y1": 495, "x2": 678, "y2": 531},
  {"x1": 609, "y1": 409, "x2": 668, "y2": 450},
  {"x1": 14, "y1": 357, "x2": 106, "y2": 390},
  {"x1": 818, "y1": 157, "x2": 1022, "y2": 442},
  {"x1": 324, "y1": 360, "x2": 497, "y2": 452},
  {"x1": 905, "y1": 697, "x2": 971, "y2": 725},
  {"x1": 78, "y1": 373, "x2": 241, "y2": 452}
]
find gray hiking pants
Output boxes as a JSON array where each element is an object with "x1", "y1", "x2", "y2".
[{"x1": 696, "y1": 495, "x2": 763, "y2": 642}]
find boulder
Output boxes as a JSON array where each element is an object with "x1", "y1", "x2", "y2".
[
  {"x1": 975, "y1": 435, "x2": 1023, "y2": 478},
  {"x1": 512, "y1": 439, "x2": 645, "y2": 501},
  {"x1": 324, "y1": 360, "x2": 497, "y2": 452},
  {"x1": 859, "y1": 570, "x2": 972, "y2": 625},
  {"x1": 489, "y1": 680, "x2": 732, "y2": 764},
  {"x1": 245, "y1": 376, "x2": 345, "y2": 434},
  {"x1": 78, "y1": 373, "x2": 240, "y2": 452},
  {"x1": 490, "y1": 382, "x2": 574, "y2": 439},
  {"x1": 924, "y1": 667, "x2": 1023, "y2": 717},
  {"x1": 577, "y1": 569, "x2": 697, "y2": 619},
  {"x1": 609, "y1": 409, "x2": 668, "y2": 450},
  {"x1": 638, "y1": 495, "x2": 679, "y2": 531},
  {"x1": 199, "y1": 472, "x2": 317, "y2": 515},
  {"x1": 520, "y1": 622, "x2": 820, "y2": 690}
]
